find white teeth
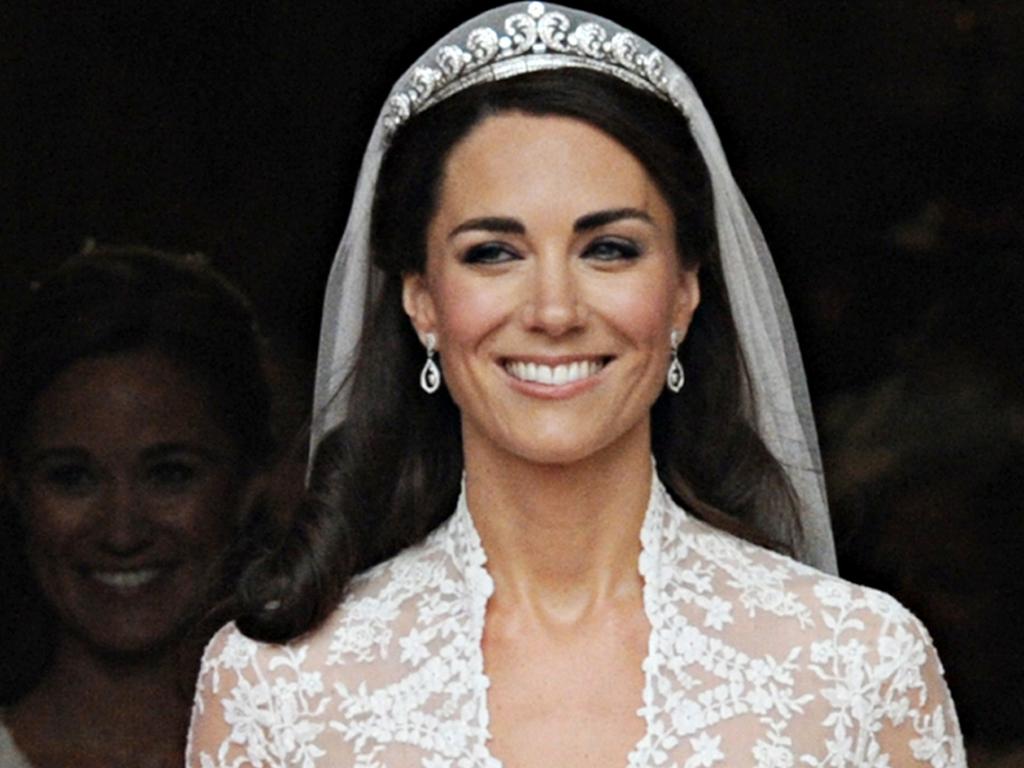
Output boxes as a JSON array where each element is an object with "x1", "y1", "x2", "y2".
[
  {"x1": 92, "y1": 568, "x2": 162, "y2": 589},
  {"x1": 505, "y1": 360, "x2": 604, "y2": 385}
]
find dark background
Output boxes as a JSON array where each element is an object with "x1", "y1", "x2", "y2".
[{"x1": 5, "y1": 0, "x2": 1023, "y2": 760}]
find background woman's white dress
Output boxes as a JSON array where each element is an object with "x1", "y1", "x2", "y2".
[{"x1": 0, "y1": 719, "x2": 32, "y2": 768}]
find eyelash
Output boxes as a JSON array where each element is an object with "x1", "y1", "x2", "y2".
[
  {"x1": 145, "y1": 460, "x2": 201, "y2": 491},
  {"x1": 460, "y1": 238, "x2": 643, "y2": 264},
  {"x1": 462, "y1": 242, "x2": 518, "y2": 264},
  {"x1": 42, "y1": 464, "x2": 98, "y2": 495},
  {"x1": 583, "y1": 238, "x2": 642, "y2": 262}
]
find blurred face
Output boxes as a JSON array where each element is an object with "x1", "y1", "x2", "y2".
[
  {"x1": 404, "y1": 113, "x2": 700, "y2": 466},
  {"x1": 14, "y1": 350, "x2": 251, "y2": 658}
]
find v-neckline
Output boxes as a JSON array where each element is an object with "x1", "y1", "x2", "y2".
[{"x1": 446, "y1": 463, "x2": 673, "y2": 768}]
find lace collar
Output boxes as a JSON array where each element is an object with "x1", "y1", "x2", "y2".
[{"x1": 435, "y1": 462, "x2": 681, "y2": 767}]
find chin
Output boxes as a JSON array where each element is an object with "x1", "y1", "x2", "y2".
[
  {"x1": 74, "y1": 614, "x2": 190, "y2": 659},
  {"x1": 501, "y1": 427, "x2": 622, "y2": 467},
  {"x1": 51, "y1": 577, "x2": 200, "y2": 660}
]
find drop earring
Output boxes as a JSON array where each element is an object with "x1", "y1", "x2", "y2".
[
  {"x1": 419, "y1": 332, "x2": 441, "y2": 394},
  {"x1": 666, "y1": 329, "x2": 685, "y2": 393}
]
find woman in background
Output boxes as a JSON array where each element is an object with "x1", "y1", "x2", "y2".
[
  {"x1": 190, "y1": 4, "x2": 965, "y2": 766},
  {"x1": 0, "y1": 246, "x2": 276, "y2": 768}
]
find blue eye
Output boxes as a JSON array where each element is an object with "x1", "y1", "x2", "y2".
[
  {"x1": 462, "y1": 242, "x2": 520, "y2": 265},
  {"x1": 583, "y1": 238, "x2": 642, "y2": 262}
]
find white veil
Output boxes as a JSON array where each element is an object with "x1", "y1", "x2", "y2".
[{"x1": 311, "y1": 2, "x2": 838, "y2": 574}]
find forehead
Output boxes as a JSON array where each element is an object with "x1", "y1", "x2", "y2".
[
  {"x1": 25, "y1": 350, "x2": 226, "y2": 452},
  {"x1": 436, "y1": 112, "x2": 665, "y2": 218}
]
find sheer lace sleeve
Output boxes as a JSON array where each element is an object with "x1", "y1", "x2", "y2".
[
  {"x1": 790, "y1": 581, "x2": 966, "y2": 768},
  {"x1": 866, "y1": 607, "x2": 965, "y2": 767},
  {"x1": 186, "y1": 622, "x2": 351, "y2": 768}
]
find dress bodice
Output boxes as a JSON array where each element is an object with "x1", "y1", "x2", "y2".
[{"x1": 187, "y1": 476, "x2": 965, "y2": 767}]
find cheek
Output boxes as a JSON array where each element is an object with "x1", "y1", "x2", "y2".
[
  {"x1": 21, "y1": 494, "x2": 91, "y2": 557},
  {"x1": 432, "y1": 275, "x2": 509, "y2": 350},
  {"x1": 594, "y1": 277, "x2": 678, "y2": 344}
]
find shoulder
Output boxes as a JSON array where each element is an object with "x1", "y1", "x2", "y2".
[
  {"x1": 677, "y1": 513, "x2": 925, "y2": 638},
  {"x1": 668, "y1": 511, "x2": 945, "y2": 667},
  {"x1": 187, "y1": 619, "x2": 335, "y2": 767},
  {"x1": 194, "y1": 529, "x2": 454, "y2": 690},
  {"x1": 660, "y1": 517, "x2": 966, "y2": 765},
  {"x1": 186, "y1": 527, "x2": 473, "y2": 767}
]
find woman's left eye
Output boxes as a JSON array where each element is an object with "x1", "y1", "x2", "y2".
[
  {"x1": 462, "y1": 242, "x2": 520, "y2": 265},
  {"x1": 146, "y1": 461, "x2": 200, "y2": 490},
  {"x1": 582, "y1": 238, "x2": 642, "y2": 262}
]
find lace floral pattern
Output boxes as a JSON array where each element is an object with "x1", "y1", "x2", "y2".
[{"x1": 188, "y1": 477, "x2": 965, "y2": 767}]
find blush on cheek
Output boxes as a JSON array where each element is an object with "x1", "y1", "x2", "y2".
[
  {"x1": 601, "y1": 287, "x2": 677, "y2": 341},
  {"x1": 434, "y1": 279, "x2": 510, "y2": 345}
]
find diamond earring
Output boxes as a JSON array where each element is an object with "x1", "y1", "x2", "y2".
[
  {"x1": 666, "y1": 329, "x2": 685, "y2": 393},
  {"x1": 419, "y1": 332, "x2": 441, "y2": 394}
]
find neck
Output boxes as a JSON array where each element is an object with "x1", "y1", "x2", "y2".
[
  {"x1": 463, "y1": 421, "x2": 653, "y2": 622},
  {"x1": 8, "y1": 632, "x2": 195, "y2": 764}
]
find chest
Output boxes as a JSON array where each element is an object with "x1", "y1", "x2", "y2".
[{"x1": 482, "y1": 606, "x2": 649, "y2": 768}]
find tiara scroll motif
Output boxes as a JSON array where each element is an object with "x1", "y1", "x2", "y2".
[{"x1": 382, "y1": 2, "x2": 688, "y2": 138}]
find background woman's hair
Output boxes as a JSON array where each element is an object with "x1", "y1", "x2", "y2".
[
  {"x1": 0, "y1": 244, "x2": 276, "y2": 704},
  {"x1": 235, "y1": 69, "x2": 802, "y2": 642}
]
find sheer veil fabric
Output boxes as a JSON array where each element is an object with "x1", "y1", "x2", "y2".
[{"x1": 312, "y1": 1, "x2": 837, "y2": 572}]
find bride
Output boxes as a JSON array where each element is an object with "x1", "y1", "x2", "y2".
[{"x1": 188, "y1": 4, "x2": 964, "y2": 766}]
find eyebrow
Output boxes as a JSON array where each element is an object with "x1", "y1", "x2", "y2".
[
  {"x1": 141, "y1": 442, "x2": 228, "y2": 465},
  {"x1": 448, "y1": 217, "x2": 525, "y2": 239},
  {"x1": 573, "y1": 207, "x2": 653, "y2": 232},
  {"x1": 24, "y1": 446, "x2": 90, "y2": 469},
  {"x1": 448, "y1": 208, "x2": 653, "y2": 240},
  {"x1": 25, "y1": 442, "x2": 218, "y2": 469}
]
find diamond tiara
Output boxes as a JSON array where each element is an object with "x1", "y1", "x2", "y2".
[{"x1": 382, "y1": 2, "x2": 688, "y2": 139}]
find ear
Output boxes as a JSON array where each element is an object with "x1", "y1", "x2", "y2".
[
  {"x1": 402, "y1": 272, "x2": 438, "y2": 343},
  {"x1": 672, "y1": 266, "x2": 701, "y2": 335}
]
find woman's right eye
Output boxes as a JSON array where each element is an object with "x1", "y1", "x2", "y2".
[
  {"x1": 461, "y1": 242, "x2": 520, "y2": 265},
  {"x1": 41, "y1": 464, "x2": 98, "y2": 496}
]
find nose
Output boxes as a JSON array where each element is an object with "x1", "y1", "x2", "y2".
[
  {"x1": 98, "y1": 480, "x2": 155, "y2": 555},
  {"x1": 521, "y1": 252, "x2": 586, "y2": 336}
]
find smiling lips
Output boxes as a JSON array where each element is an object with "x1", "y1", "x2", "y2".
[
  {"x1": 90, "y1": 567, "x2": 164, "y2": 591},
  {"x1": 503, "y1": 358, "x2": 607, "y2": 386}
]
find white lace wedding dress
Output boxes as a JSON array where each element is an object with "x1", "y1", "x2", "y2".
[{"x1": 188, "y1": 476, "x2": 965, "y2": 767}]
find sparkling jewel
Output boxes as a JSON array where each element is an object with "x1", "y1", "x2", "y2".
[
  {"x1": 667, "y1": 357, "x2": 684, "y2": 392},
  {"x1": 420, "y1": 358, "x2": 441, "y2": 393}
]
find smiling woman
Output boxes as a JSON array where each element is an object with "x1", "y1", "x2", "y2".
[
  {"x1": 403, "y1": 115, "x2": 699, "y2": 468},
  {"x1": 188, "y1": 4, "x2": 965, "y2": 767},
  {"x1": 0, "y1": 247, "x2": 275, "y2": 768},
  {"x1": 19, "y1": 351, "x2": 246, "y2": 656}
]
